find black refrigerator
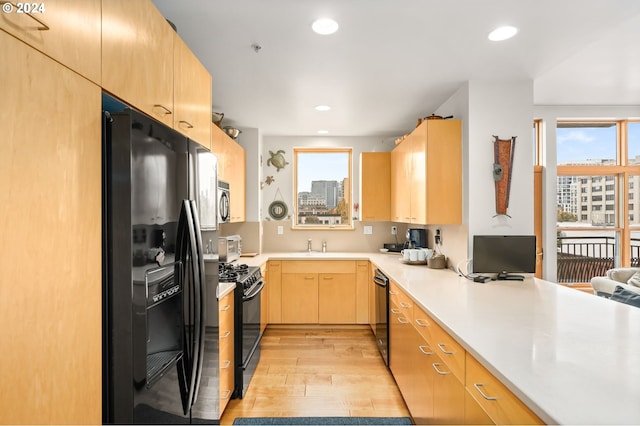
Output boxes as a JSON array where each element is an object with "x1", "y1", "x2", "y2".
[{"x1": 102, "y1": 108, "x2": 221, "y2": 424}]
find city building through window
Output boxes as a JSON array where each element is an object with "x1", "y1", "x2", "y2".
[
  {"x1": 556, "y1": 121, "x2": 640, "y2": 284},
  {"x1": 293, "y1": 148, "x2": 352, "y2": 229}
]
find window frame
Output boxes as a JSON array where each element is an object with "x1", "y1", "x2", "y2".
[
  {"x1": 557, "y1": 120, "x2": 640, "y2": 277},
  {"x1": 292, "y1": 147, "x2": 353, "y2": 230}
]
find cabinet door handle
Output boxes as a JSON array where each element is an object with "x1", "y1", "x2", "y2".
[
  {"x1": 304, "y1": 277, "x2": 314, "y2": 280},
  {"x1": 390, "y1": 308, "x2": 401, "y2": 314},
  {"x1": 153, "y1": 104, "x2": 172, "y2": 115},
  {"x1": 179, "y1": 120, "x2": 194, "y2": 129},
  {"x1": 220, "y1": 360, "x2": 231, "y2": 369},
  {"x1": 221, "y1": 389, "x2": 231, "y2": 400},
  {"x1": 323, "y1": 276, "x2": 334, "y2": 280},
  {"x1": 389, "y1": 290, "x2": 398, "y2": 295},
  {"x1": 397, "y1": 317, "x2": 409, "y2": 324},
  {"x1": 432, "y1": 363, "x2": 450, "y2": 375},
  {"x1": 220, "y1": 330, "x2": 231, "y2": 339},
  {"x1": 474, "y1": 383, "x2": 498, "y2": 401},
  {"x1": 0, "y1": 2, "x2": 49, "y2": 30},
  {"x1": 437, "y1": 343, "x2": 454, "y2": 355},
  {"x1": 221, "y1": 304, "x2": 231, "y2": 311},
  {"x1": 399, "y1": 301, "x2": 411, "y2": 308},
  {"x1": 418, "y1": 345, "x2": 433, "y2": 355},
  {"x1": 415, "y1": 318, "x2": 430, "y2": 327}
]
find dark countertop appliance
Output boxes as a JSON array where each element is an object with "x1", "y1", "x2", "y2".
[
  {"x1": 218, "y1": 263, "x2": 264, "y2": 399},
  {"x1": 405, "y1": 228, "x2": 427, "y2": 249}
]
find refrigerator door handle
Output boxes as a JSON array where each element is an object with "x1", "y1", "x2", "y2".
[
  {"x1": 188, "y1": 199, "x2": 207, "y2": 404},
  {"x1": 175, "y1": 200, "x2": 203, "y2": 415}
]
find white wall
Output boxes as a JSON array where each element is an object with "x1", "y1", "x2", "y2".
[{"x1": 434, "y1": 80, "x2": 535, "y2": 268}]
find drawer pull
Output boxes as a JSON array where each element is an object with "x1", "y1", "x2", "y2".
[
  {"x1": 304, "y1": 277, "x2": 314, "y2": 280},
  {"x1": 399, "y1": 301, "x2": 411, "y2": 308},
  {"x1": 178, "y1": 120, "x2": 194, "y2": 129},
  {"x1": 415, "y1": 318, "x2": 429, "y2": 327},
  {"x1": 474, "y1": 383, "x2": 498, "y2": 401},
  {"x1": 220, "y1": 330, "x2": 231, "y2": 339},
  {"x1": 389, "y1": 290, "x2": 398, "y2": 295},
  {"x1": 432, "y1": 363, "x2": 450, "y2": 375},
  {"x1": 437, "y1": 343, "x2": 454, "y2": 355},
  {"x1": 221, "y1": 304, "x2": 231, "y2": 311},
  {"x1": 220, "y1": 360, "x2": 231, "y2": 369},
  {"x1": 323, "y1": 276, "x2": 334, "y2": 280},
  {"x1": 418, "y1": 345, "x2": 433, "y2": 355},
  {"x1": 397, "y1": 317, "x2": 409, "y2": 324},
  {"x1": 0, "y1": 2, "x2": 49, "y2": 30},
  {"x1": 221, "y1": 389, "x2": 231, "y2": 400},
  {"x1": 390, "y1": 308, "x2": 401, "y2": 314},
  {"x1": 153, "y1": 104, "x2": 172, "y2": 115}
]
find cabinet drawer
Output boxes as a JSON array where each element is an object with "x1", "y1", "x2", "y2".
[
  {"x1": 389, "y1": 281, "x2": 413, "y2": 322},
  {"x1": 430, "y1": 319, "x2": 465, "y2": 383},
  {"x1": 413, "y1": 305, "x2": 436, "y2": 346},
  {"x1": 466, "y1": 353, "x2": 543, "y2": 425},
  {"x1": 219, "y1": 359, "x2": 234, "y2": 413}
]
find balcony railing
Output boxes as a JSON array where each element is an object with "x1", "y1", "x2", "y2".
[{"x1": 557, "y1": 235, "x2": 640, "y2": 283}]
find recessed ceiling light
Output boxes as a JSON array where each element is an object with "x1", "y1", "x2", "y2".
[
  {"x1": 314, "y1": 105, "x2": 331, "y2": 111},
  {"x1": 312, "y1": 18, "x2": 339, "y2": 35},
  {"x1": 488, "y1": 26, "x2": 518, "y2": 41},
  {"x1": 317, "y1": 130, "x2": 329, "y2": 134}
]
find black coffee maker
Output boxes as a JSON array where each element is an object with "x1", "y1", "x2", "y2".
[{"x1": 405, "y1": 228, "x2": 427, "y2": 249}]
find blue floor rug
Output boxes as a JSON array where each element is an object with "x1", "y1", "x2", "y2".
[{"x1": 232, "y1": 417, "x2": 412, "y2": 425}]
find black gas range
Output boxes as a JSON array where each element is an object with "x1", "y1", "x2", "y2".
[
  {"x1": 218, "y1": 262, "x2": 264, "y2": 398},
  {"x1": 218, "y1": 262, "x2": 262, "y2": 296}
]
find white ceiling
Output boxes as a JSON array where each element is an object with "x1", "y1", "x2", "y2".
[{"x1": 152, "y1": 0, "x2": 640, "y2": 137}]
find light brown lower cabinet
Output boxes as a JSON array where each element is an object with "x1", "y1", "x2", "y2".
[
  {"x1": 318, "y1": 273, "x2": 356, "y2": 323},
  {"x1": 466, "y1": 353, "x2": 543, "y2": 425},
  {"x1": 390, "y1": 283, "x2": 543, "y2": 425},
  {"x1": 391, "y1": 296, "x2": 464, "y2": 425},
  {"x1": 218, "y1": 291, "x2": 235, "y2": 414},
  {"x1": 282, "y1": 273, "x2": 319, "y2": 323},
  {"x1": 271, "y1": 260, "x2": 364, "y2": 324},
  {"x1": 267, "y1": 261, "x2": 282, "y2": 323}
]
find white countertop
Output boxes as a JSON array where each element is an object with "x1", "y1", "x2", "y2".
[{"x1": 234, "y1": 251, "x2": 640, "y2": 424}]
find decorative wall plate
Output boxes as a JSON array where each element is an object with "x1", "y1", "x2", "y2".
[{"x1": 268, "y1": 200, "x2": 288, "y2": 220}]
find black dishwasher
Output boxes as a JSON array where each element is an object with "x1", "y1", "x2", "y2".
[{"x1": 373, "y1": 269, "x2": 389, "y2": 366}]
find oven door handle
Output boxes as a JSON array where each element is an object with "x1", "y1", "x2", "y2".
[{"x1": 243, "y1": 280, "x2": 264, "y2": 302}]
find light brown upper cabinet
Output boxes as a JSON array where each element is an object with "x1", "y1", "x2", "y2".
[
  {"x1": 211, "y1": 125, "x2": 246, "y2": 222},
  {"x1": 391, "y1": 120, "x2": 462, "y2": 224},
  {"x1": 102, "y1": 0, "x2": 175, "y2": 127},
  {"x1": 360, "y1": 152, "x2": 391, "y2": 221},
  {"x1": 173, "y1": 33, "x2": 212, "y2": 149},
  {"x1": 0, "y1": 0, "x2": 101, "y2": 84}
]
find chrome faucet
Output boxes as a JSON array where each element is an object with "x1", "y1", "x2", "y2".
[
  {"x1": 307, "y1": 239, "x2": 312, "y2": 253},
  {"x1": 322, "y1": 240, "x2": 327, "y2": 253}
]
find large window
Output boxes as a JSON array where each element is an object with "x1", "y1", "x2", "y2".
[
  {"x1": 293, "y1": 148, "x2": 352, "y2": 229},
  {"x1": 556, "y1": 121, "x2": 640, "y2": 284}
]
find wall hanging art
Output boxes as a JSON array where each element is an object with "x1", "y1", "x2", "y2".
[
  {"x1": 268, "y1": 188, "x2": 288, "y2": 220},
  {"x1": 493, "y1": 135, "x2": 516, "y2": 217},
  {"x1": 267, "y1": 150, "x2": 289, "y2": 172}
]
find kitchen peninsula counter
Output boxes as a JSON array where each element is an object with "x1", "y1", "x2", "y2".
[{"x1": 240, "y1": 252, "x2": 640, "y2": 424}]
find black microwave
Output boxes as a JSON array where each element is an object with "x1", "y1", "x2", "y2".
[{"x1": 217, "y1": 180, "x2": 230, "y2": 223}]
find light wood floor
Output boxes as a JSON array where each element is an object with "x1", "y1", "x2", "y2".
[{"x1": 220, "y1": 325, "x2": 410, "y2": 424}]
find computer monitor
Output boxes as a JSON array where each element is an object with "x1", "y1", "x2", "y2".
[{"x1": 472, "y1": 235, "x2": 536, "y2": 280}]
